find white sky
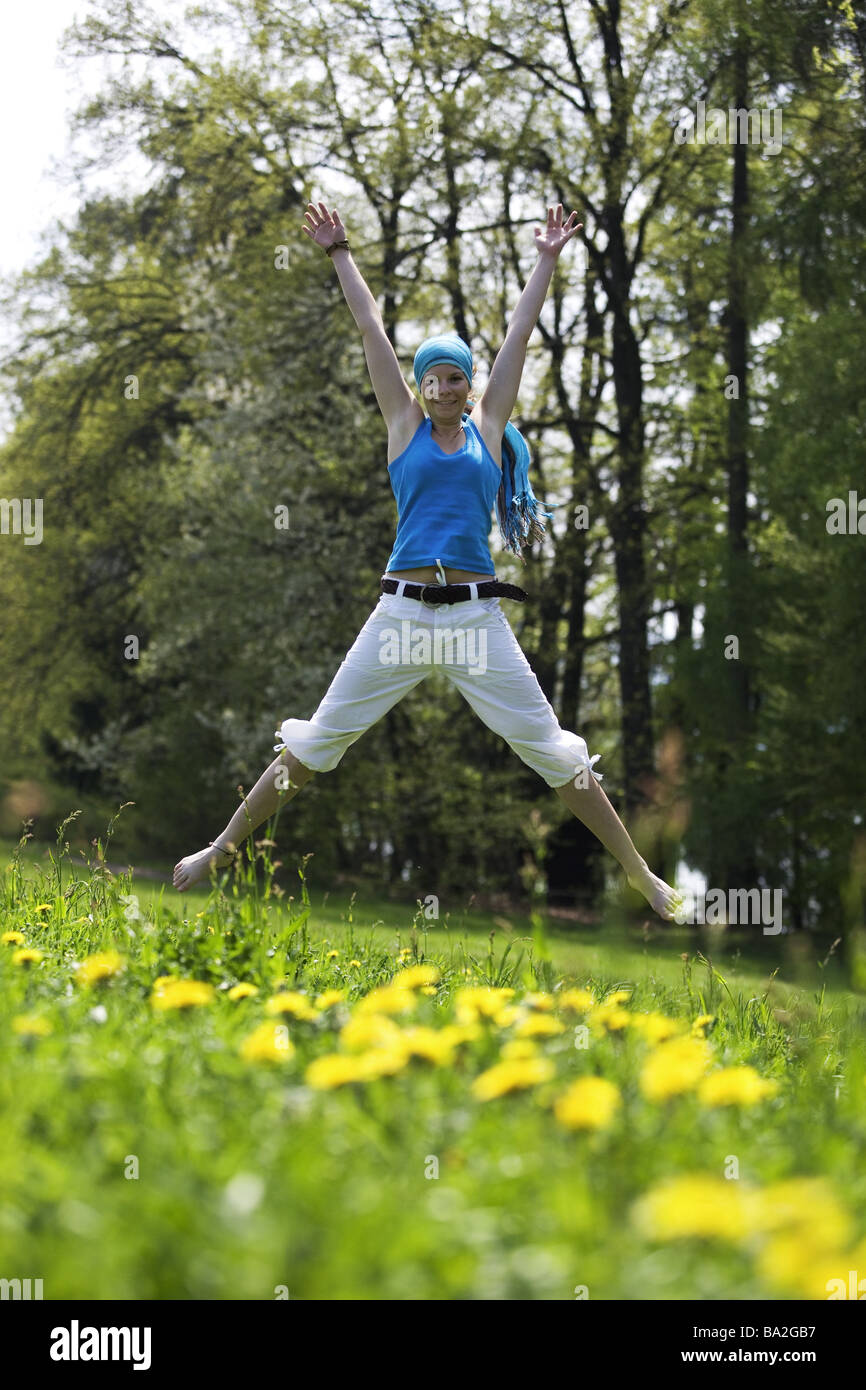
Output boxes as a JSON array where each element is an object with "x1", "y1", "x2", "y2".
[
  {"x1": 0, "y1": 1, "x2": 209, "y2": 435},
  {"x1": 0, "y1": 2, "x2": 345, "y2": 282},
  {"x1": 1, "y1": 1, "x2": 224, "y2": 281},
  {"x1": 0, "y1": 3, "x2": 99, "y2": 277}
]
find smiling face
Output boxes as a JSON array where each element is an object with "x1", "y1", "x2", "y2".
[{"x1": 420, "y1": 363, "x2": 472, "y2": 431}]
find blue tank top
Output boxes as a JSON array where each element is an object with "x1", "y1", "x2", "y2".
[{"x1": 385, "y1": 414, "x2": 502, "y2": 574}]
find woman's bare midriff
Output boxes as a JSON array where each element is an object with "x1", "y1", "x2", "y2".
[{"x1": 385, "y1": 565, "x2": 496, "y2": 583}]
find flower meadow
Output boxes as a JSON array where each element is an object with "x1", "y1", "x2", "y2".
[{"x1": 2, "y1": 818, "x2": 865, "y2": 1301}]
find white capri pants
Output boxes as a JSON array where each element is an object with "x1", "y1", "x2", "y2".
[{"x1": 274, "y1": 585, "x2": 604, "y2": 790}]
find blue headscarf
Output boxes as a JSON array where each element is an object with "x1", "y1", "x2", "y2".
[{"x1": 412, "y1": 333, "x2": 554, "y2": 560}]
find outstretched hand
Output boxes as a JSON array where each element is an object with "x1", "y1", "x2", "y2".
[
  {"x1": 302, "y1": 201, "x2": 347, "y2": 251},
  {"x1": 535, "y1": 204, "x2": 583, "y2": 257}
]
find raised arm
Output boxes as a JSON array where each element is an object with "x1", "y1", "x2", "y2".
[
  {"x1": 477, "y1": 205, "x2": 582, "y2": 435},
  {"x1": 302, "y1": 202, "x2": 416, "y2": 430}
]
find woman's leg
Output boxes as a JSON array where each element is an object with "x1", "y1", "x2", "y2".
[
  {"x1": 173, "y1": 592, "x2": 429, "y2": 892},
  {"x1": 552, "y1": 774, "x2": 681, "y2": 918},
  {"x1": 440, "y1": 600, "x2": 682, "y2": 920},
  {"x1": 173, "y1": 749, "x2": 314, "y2": 892}
]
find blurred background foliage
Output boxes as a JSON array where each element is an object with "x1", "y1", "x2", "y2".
[{"x1": 0, "y1": 0, "x2": 864, "y2": 950}]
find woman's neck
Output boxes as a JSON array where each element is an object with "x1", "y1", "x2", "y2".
[{"x1": 431, "y1": 418, "x2": 465, "y2": 440}]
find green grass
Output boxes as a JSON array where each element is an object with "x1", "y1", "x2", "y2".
[
  {"x1": 1, "y1": 830, "x2": 851, "y2": 1003},
  {"x1": 1, "y1": 813, "x2": 864, "y2": 1300}
]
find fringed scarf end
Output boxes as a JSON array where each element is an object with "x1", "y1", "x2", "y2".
[{"x1": 501, "y1": 491, "x2": 558, "y2": 557}]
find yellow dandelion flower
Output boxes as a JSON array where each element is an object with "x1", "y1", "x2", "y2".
[
  {"x1": 326, "y1": 949, "x2": 339, "y2": 960},
  {"x1": 12, "y1": 948, "x2": 43, "y2": 967},
  {"x1": 34, "y1": 904, "x2": 53, "y2": 913},
  {"x1": 554, "y1": 1076, "x2": 621, "y2": 1131},
  {"x1": 450, "y1": 1021, "x2": 483, "y2": 1044},
  {"x1": 586, "y1": 1002, "x2": 631, "y2": 1034},
  {"x1": 557, "y1": 988, "x2": 596, "y2": 1013},
  {"x1": 524, "y1": 991, "x2": 556, "y2": 1011},
  {"x1": 305, "y1": 1053, "x2": 364, "y2": 1088},
  {"x1": 631, "y1": 1174, "x2": 755, "y2": 1242},
  {"x1": 639, "y1": 1035, "x2": 712, "y2": 1100},
  {"x1": 454, "y1": 986, "x2": 516, "y2": 1025},
  {"x1": 691, "y1": 1014, "x2": 715, "y2": 1035},
  {"x1": 604, "y1": 989, "x2": 632, "y2": 1005},
  {"x1": 433, "y1": 1020, "x2": 482, "y2": 1047},
  {"x1": 354, "y1": 984, "x2": 416, "y2": 1016},
  {"x1": 781, "y1": 1237, "x2": 866, "y2": 1300},
  {"x1": 636, "y1": 1039, "x2": 711, "y2": 1100},
  {"x1": 239, "y1": 1022, "x2": 294, "y2": 1063},
  {"x1": 340, "y1": 1012, "x2": 405, "y2": 1052},
  {"x1": 755, "y1": 1233, "x2": 850, "y2": 1298},
  {"x1": 419, "y1": 985, "x2": 437, "y2": 996},
  {"x1": 500, "y1": 1039, "x2": 540, "y2": 1060},
  {"x1": 315, "y1": 989, "x2": 346, "y2": 1010},
  {"x1": 354, "y1": 1047, "x2": 408, "y2": 1079},
  {"x1": 471, "y1": 1055, "x2": 555, "y2": 1100},
  {"x1": 750, "y1": 1177, "x2": 852, "y2": 1247},
  {"x1": 153, "y1": 975, "x2": 179, "y2": 989},
  {"x1": 349, "y1": 960, "x2": 362, "y2": 969},
  {"x1": 2, "y1": 930, "x2": 26, "y2": 945},
  {"x1": 227, "y1": 982, "x2": 259, "y2": 1001},
  {"x1": 391, "y1": 963, "x2": 441, "y2": 990},
  {"x1": 512, "y1": 1012, "x2": 567, "y2": 1039},
  {"x1": 12, "y1": 1014, "x2": 53, "y2": 1037},
  {"x1": 697, "y1": 1066, "x2": 780, "y2": 1107},
  {"x1": 75, "y1": 950, "x2": 125, "y2": 986},
  {"x1": 628, "y1": 1011, "x2": 687, "y2": 1044},
  {"x1": 150, "y1": 979, "x2": 215, "y2": 1010},
  {"x1": 399, "y1": 1026, "x2": 458, "y2": 1065},
  {"x1": 265, "y1": 991, "x2": 318, "y2": 1020},
  {"x1": 305, "y1": 1048, "x2": 407, "y2": 1087}
]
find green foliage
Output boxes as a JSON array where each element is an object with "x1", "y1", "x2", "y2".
[
  {"x1": 0, "y1": 0, "x2": 864, "y2": 923},
  {"x1": 1, "y1": 811, "x2": 865, "y2": 1299}
]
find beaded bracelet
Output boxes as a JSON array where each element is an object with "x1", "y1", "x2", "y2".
[{"x1": 325, "y1": 239, "x2": 350, "y2": 257}]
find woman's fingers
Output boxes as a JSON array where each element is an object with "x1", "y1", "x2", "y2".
[
  {"x1": 303, "y1": 203, "x2": 334, "y2": 242},
  {"x1": 304, "y1": 201, "x2": 333, "y2": 225},
  {"x1": 545, "y1": 205, "x2": 582, "y2": 225},
  {"x1": 547, "y1": 205, "x2": 582, "y2": 233},
  {"x1": 302, "y1": 201, "x2": 343, "y2": 239},
  {"x1": 535, "y1": 205, "x2": 584, "y2": 249}
]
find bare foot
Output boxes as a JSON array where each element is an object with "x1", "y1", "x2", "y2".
[
  {"x1": 173, "y1": 843, "x2": 235, "y2": 892},
  {"x1": 626, "y1": 862, "x2": 685, "y2": 921}
]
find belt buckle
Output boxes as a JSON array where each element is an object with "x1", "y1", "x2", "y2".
[{"x1": 420, "y1": 584, "x2": 447, "y2": 608}]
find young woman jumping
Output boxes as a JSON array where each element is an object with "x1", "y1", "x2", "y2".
[{"x1": 173, "y1": 201, "x2": 682, "y2": 921}]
